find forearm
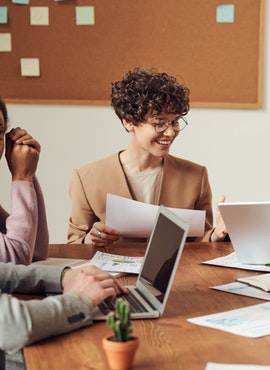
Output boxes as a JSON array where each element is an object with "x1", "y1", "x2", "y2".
[
  {"x1": 68, "y1": 170, "x2": 98, "y2": 244},
  {"x1": 0, "y1": 263, "x2": 63, "y2": 293},
  {"x1": 0, "y1": 181, "x2": 38, "y2": 264},
  {"x1": 0, "y1": 292, "x2": 93, "y2": 354},
  {"x1": 32, "y1": 176, "x2": 49, "y2": 261}
]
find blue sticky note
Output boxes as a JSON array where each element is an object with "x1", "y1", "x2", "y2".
[
  {"x1": 216, "y1": 4, "x2": 235, "y2": 23},
  {"x1": 76, "y1": 6, "x2": 95, "y2": 25},
  {"x1": 12, "y1": 0, "x2": 30, "y2": 4},
  {"x1": 0, "y1": 7, "x2": 8, "y2": 24}
]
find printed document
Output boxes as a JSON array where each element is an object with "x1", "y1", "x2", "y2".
[
  {"x1": 188, "y1": 302, "x2": 270, "y2": 338},
  {"x1": 106, "y1": 193, "x2": 205, "y2": 238},
  {"x1": 203, "y1": 252, "x2": 270, "y2": 272}
]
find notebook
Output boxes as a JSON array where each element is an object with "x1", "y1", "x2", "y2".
[
  {"x1": 218, "y1": 201, "x2": 270, "y2": 264},
  {"x1": 92, "y1": 205, "x2": 189, "y2": 320}
]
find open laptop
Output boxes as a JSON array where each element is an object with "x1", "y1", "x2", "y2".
[
  {"x1": 93, "y1": 205, "x2": 189, "y2": 320},
  {"x1": 218, "y1": 201, "x2": 270, "y2": 264}
]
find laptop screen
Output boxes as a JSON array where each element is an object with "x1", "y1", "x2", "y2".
[{"x1": 138, "y1": 209, "x2": 186, "y2": 303}]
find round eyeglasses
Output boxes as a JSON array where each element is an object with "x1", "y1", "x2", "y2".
[{"x1": 147, "y1": 117, "x2": 188, "y2": 133}]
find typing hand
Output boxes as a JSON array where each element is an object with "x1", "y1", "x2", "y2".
[{"x1": 62, "y1": 265, "x2": 127, "y2": 306}]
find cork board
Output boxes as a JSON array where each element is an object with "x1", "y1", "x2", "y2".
[{"x1": 0, "y1": 0, "x2": 265, "y2": 108}]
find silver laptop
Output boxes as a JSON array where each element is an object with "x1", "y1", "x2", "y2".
[
  {"x1": 93, "y1": 205, "x2": 189, "y2": 320},
  {"x1": 218, "y1": 201, "x2": 270, "y2": 264}
]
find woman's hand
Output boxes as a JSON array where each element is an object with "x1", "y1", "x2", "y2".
[
  {"x1": 5, "y1": 127, "x2": 41, "y2": 182},
  {"x1": 85, "y1": 221, "x2": 121, "y2": 247},
  {"x1": 211, "y1": 194, "x2": 228, "y2": 242}
]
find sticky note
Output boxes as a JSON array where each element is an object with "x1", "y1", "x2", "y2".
[
  {"x1": 216, "y1": 5, "x2": 235, "y2": 23},
  {"x1": 0, "y1": 7, "x2": 8, "y2": 24},
  {"x1": 12, "y1": 0, "x2": 29, "y2": 4},
  {"x1": 20, "y1": 58, "x2": 40, "y2": 77},
  {"x1": 76, "y1": 6, "x2": 95, "y2": 25},
  {"x1": 30, "y1": 7, "x2": 49, "y2": 25},
  {"x1": 0, "y1": 33, "x2": 12, "y2": 52}
]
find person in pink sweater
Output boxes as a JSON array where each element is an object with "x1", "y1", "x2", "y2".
[{"x1": 0, "y1": 98, "x2": 49, "y2": 264}]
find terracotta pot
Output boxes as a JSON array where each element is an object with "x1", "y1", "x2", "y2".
[{"x1": 102, "y1": 336, "x2": 139, "y2": 370}]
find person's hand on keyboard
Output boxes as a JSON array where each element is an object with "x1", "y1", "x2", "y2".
[{"x1": 62, "y1": 265, "x2": 128, "y2": 306}]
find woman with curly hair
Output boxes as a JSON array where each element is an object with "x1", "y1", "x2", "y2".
[{"x1": 67, "y1": 68, "x2": 227, "y2": 246}]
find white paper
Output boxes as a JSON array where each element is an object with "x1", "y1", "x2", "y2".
[
  {"x1": 188, "y1": 302, "x2": 270, "y2": 338},
  {"x1": 106, "y1": 193, "x2": 205, "y2": 238},
  {"x1": 203, "y1": 252, "x2": 270, "y2": 272},
  {"x1": 75, "y1": 251, "x2": 144, "y2": 274},
  {"x1": 206, "y1": 363, "x2": 270, "y2": 370},
  {"x1": 211, "y1": 282, "x2": 270, "y2": 301}
]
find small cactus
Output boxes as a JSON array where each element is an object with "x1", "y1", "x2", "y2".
[{"x1": 106, "y1": 298, "x2": 133, "y2": 342}]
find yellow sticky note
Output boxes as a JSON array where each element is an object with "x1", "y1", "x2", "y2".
[
  {"x1": 76, "y1": 6, "x2": 95, "y2": 25},
  {"x1": 30, "y1": 7, "x2": 49, "y2": 26},
  {"x1": 0, "y1": 33, "x2": 12, "y2": 52},
  {"x1": 20, "y1": 58, "x2": 40, "y2": 76}
]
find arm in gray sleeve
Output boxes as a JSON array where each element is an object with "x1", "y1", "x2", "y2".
[
  {"x1": 0, "y1": 292, "x2": 93, "y2": 354},
  {"x1": 0, "y1": 263, "x2": 93, "y2": 354}
]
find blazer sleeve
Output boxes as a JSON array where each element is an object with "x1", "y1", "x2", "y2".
[
  {"x1": 0, "y1": 263, "x2": 93, "y2": 354},
  {"x1": 67, "y1": 168, "x2": 99, "y2": 243},
  {"x1": 0, "y1": 292, "x2": 93, "y2": 354}
]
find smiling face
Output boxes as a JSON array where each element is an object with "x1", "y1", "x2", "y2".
[{"x1": 124, "y1": 112, "x2": 180, "y2": 160}]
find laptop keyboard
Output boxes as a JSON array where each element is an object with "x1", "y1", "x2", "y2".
[{"x1": 98, "y1": 289, "x2": 146, "y2": 315}]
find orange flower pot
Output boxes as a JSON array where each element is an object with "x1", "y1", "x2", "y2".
[{"x1": 102, "y1": 336, "x2": 139, "y2": 370}]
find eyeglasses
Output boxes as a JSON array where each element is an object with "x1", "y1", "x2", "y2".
[{"x1": 147, "y1": 117, "x2": 188, "y2": 133}]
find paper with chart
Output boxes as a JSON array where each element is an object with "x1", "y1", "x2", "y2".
[
  {"x1": 76, "y1": 251, "x2": 144, "y2": 274},
  {"x1": 106, "y1": 193, "x2": 205, "y2": 238},
  {"x1": 188, "y1": 302, "x2": 270, "y2": 338}
]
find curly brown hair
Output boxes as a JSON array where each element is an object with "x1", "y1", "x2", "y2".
[{"x1": 111, "y1": 67, "x2": 190, "y2": 124}]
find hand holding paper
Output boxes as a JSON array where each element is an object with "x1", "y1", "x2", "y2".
[{"x1": 105, "y1": 194, "x2": 205, "y2": 238}]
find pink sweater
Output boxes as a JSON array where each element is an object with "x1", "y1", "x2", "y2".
[{"x1": 0, "y1": 178, "x2": 49, "y2": 264}]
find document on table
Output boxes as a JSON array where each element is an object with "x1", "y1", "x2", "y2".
[
  {"x1": 211, "y1": 282, "x2": 270, "y2": 301},
  {"x1": 206, "y1": 363, "x2": 270, "y2": 369},
  {"x1": 188, "y1": 302, "x2": 270, "y2": 338},
  {"x1": 106, "y1": 193, "x2": 205, "y2": 238},
  {"x1": 74, "y1": 251, "x2": 144, "y2": 275},
  {"x1": 203, "y1": 252, "x2": 270, "y2": 272}
]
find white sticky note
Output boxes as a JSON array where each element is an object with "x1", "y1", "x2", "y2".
[
  {"x1": 20, "y1": 58, "x2": 40, "y2": 76},
  {"x1": 0, "y1": 33, "x2": 12, "y2": 52},
  {"x1": 30, "y1": 7, "x2": 49, "y2": 26},
  {"x1": 216, "y1": 5, "x2": 235, "y2": 23}
]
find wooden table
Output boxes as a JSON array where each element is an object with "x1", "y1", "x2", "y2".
[{"x1": 23, "y1": 242, "x2": 270, "y2": 370}]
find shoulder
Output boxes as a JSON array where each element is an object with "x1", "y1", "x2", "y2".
[{"x1": 165, "y1": 154, "x2": 207, "y2": 172}]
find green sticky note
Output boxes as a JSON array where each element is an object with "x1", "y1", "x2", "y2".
[
  {"x1": 12, "y1": 0, "x2": 30, "y2": 4},
  {"x1": 0, "y1": 7, "x2": 8, "y2": 24},
  {"x1": 216, "y1": 4, "x2": 235, "y2": 23},
  {"x1": 76, "y1": 6, "x2": 95, "y2": 25}
]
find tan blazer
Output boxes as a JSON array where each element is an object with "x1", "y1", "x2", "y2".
[{"x1": 67, "y1": 152, "x2": 213, "y2": 243}]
